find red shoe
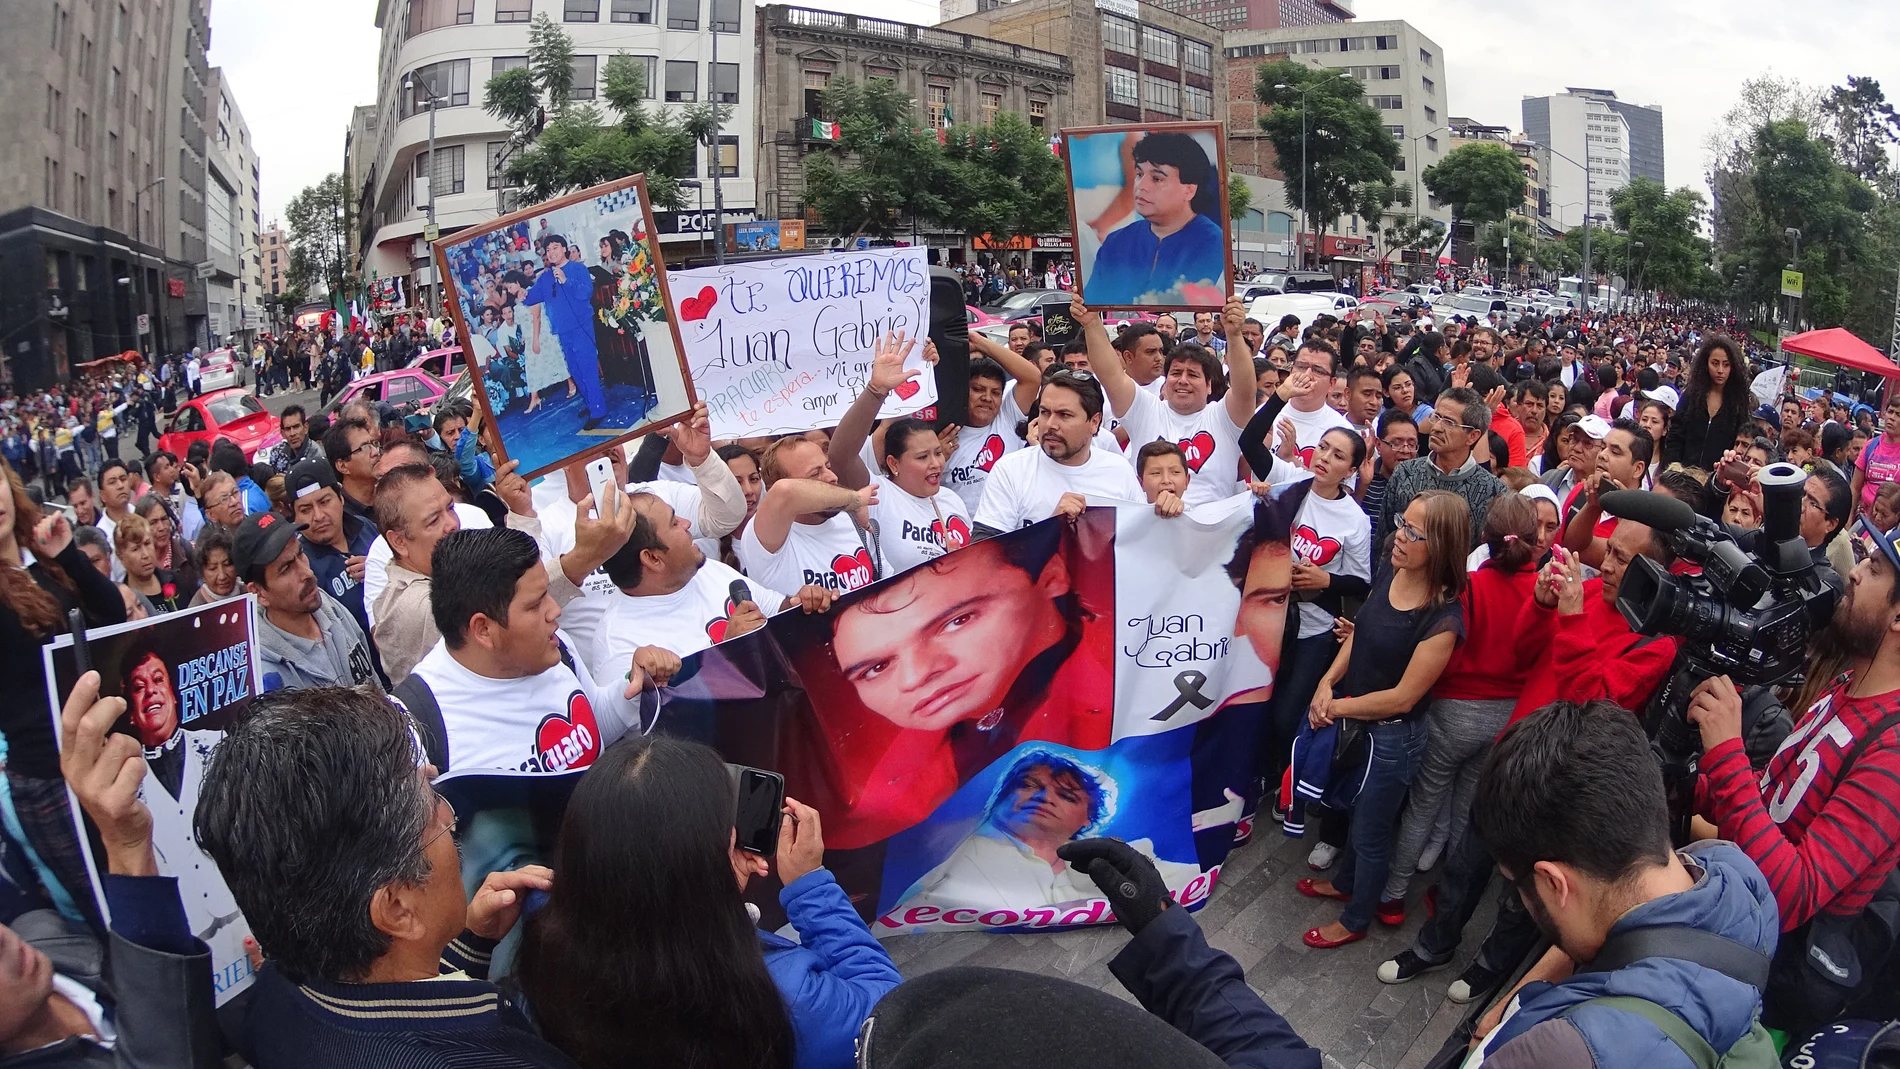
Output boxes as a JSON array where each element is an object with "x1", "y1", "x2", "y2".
[
  {"x1": 1375, "y1": 899, "x2": 1406, "y2": 927},
  {"x1": 1296, "y1": 878, "x2": 1349, "y2": 901},
  {"x1": 1304, "y1": 925, "x2": 1368, "y2": 949}
]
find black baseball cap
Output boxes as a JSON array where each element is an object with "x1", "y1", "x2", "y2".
[
  {"x1": 232, "y1": 512, "x2": 306, "y2": 583},
  {"x1": 284, "y1": 458, "x2": 339, "y2": 503}
]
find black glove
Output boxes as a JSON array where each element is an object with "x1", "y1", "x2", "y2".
[{"x1": 1056, "y1": 837, "x2": 1171, "y2": 935}]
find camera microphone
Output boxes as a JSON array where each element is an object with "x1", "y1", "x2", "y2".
[{"x1": 1599, "y1": 489, "x2": 1698, "y2": 532}]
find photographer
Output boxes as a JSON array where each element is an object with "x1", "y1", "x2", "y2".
[{"x1": 1686, "y1": 520, "x2": 1900, "y2": 1035}]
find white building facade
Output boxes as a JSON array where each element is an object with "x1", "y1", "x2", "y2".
[
  {"x1": 358, "y1": 0, "x2": 759, "y2": 312},
  {"x1": 204, "y1": 67, "x2": 264, "y2": 346},
  {"x1": 1522, "y1": 88, "x2": 1631, "y2": 231}
]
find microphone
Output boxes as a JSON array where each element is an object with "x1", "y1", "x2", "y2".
[
  {"x1": 1599, "y1": 489, "x2": 1698, "y2": 533},
  {"x1": 728, "y1": 579, "x2": 753, "y2": 613}
]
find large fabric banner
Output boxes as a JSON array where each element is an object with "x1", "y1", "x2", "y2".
[
  {"x1": 670, "y1": 248, "x2": 939, "y2": 440},
  {"x1": 657, "y1": 494, "x2": 1297, "y2": 933}
]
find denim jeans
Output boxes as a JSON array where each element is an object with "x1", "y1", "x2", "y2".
[
  {"x1": 1264, "y1": 630, "x2": 1340, "y2": 788},
  {"x1": 1412, "y1": 822, "x2": 1540, "y2": 974},
  {"x1": 1331, "y1": 716, "x2": 1429, "y2": 932}
]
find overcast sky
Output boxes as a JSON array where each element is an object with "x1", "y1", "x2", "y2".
[{"x1": 216, "y1": 0, "x2": 1897, "y2": 226}]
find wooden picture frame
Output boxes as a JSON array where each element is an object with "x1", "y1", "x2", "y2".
[
  {"x1": 1060, "y1": 121, "x2": 1233, "y2": 313},
  {"x1": 432, "y1": 173, "x2": 698, "y2": 480}
]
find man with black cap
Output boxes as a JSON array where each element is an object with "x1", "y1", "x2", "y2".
[
  {"x1": 287, "y1": 458, "x2": 378, "y2": 642},
  {"x1": 237, "y1": 511, "x2": 383, "y2": 693},
  {"x1": 856, "y1": 838, "x2": 1321, "y2": 1069}
]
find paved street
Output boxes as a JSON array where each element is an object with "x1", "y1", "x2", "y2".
[{"x1": 877, "y1": 827, "x2": 1499, "y2": 1069}]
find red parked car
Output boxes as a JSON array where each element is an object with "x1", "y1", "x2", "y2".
[
  {"x1": 319, "y1": 368, "x2": 450, "y2": 419},
  {"x1": 156, "y1": 388, "x2": 282, "y2": 461}
]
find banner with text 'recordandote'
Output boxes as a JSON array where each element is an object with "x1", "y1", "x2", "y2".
[{"x1": 655, "y1": 493, "x2": 1299, "y2": 934}]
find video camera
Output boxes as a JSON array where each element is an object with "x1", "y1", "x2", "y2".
[{"x1": 1600, "y1": 466, "x2": 1841, "y2": 834}]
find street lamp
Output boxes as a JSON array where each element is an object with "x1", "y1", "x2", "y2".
[
  {"x1": 405, "y1": 72, "x2": 445, "y2": 315},
  {"x1": 1408, "y1": 125, "x2": 1449, "y2": 277},
  {"x1": 1533, "y1": 140, "x2": 1594, "y2": 301},
  {"x1": 131, "y1": 175, "x2": 166, "y2": 357},
  {"x1": 1273, "y1": 70, "x2": 1351, "y2": 270},
  {"x1": 1785, "y1": 226, "x2": 1803, "y2": 331},
  {"x1": 680, "y1": 180, "x2": 705, "y2": 259}
]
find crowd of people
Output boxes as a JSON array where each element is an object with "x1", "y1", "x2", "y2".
[{"x1": 0, "y1": 283, "x2": 1898, "y2": 1069}]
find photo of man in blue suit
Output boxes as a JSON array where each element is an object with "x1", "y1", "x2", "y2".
[{"x1": 525, "y1": 233, "x2": 608, "y2": 431}]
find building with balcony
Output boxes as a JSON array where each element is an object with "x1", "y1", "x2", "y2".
[
  {"x1": 755, "y1": 5, "x2": 1072, "y2": 243},
  {"x1": 1521, "y1": 87, "x2": 1642, "y2": 230},
  {"x1": 356, "y1": 0, "x2": 761, "y2": 312}
]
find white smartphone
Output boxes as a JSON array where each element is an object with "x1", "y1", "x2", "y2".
[{"x1": 584, "y1": 455, "x2": 616, "y2": 521}]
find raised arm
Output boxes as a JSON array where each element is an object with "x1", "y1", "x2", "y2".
[
  {"x1": 829, "y1": 332, "x2": 920, "y2": 492},
  {"x1": 752, "y1": 479, "x2": 876, "y2": 553},
  {"x1": 1221, "y1": 296, "x2": 1258, "y2": 427},
  {"x1": 966, "y1": 329, "x2": 1044, "y2": 414},
  {"x1": 1074, "y1": 295, "x2": 1137, "y2": 418}
]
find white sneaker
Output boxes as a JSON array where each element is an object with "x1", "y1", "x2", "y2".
[
  {"x1": 1307, "y1": 842, "x2": 1339, "y2": 870},
  {"x1": 1418, "y1": 839, "x2": 1445, "y2": 874}
]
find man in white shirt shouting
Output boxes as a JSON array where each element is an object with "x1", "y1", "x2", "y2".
[
  {"x1": 1084, "y1": 295, "x2": 1254, "y2": 509},
  {"x1": 737, "y1": 436, "x2": 881, "y2": 596},
  {"x1": 973, "y1": 366, "x2": 1143, "y2": 536}
]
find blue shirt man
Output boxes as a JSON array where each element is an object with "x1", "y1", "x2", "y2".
[
  {"x1": 1084, "y1": 131, "x2": 1227, "y2": 306},
  {"x1": 524, "y1": 234, "x2": 608, "y2": 427}
]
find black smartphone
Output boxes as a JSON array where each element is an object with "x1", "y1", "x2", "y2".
[
  {"x1": 728, "y1": 764, "x2": 786, "y2": 856},
  {"x1": 1040, "y1": 300, "x2": 1079, "y2": 349},
  {"x1": 68, "y1": 609, "x2": 91, "y2": 677}
]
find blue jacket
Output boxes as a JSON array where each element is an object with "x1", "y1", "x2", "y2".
[
  {"x1": 1108, "y1": 904, "x2": 1321, "y2": 1069},
  {"x1": 237, "y1": 475, "x2": 270, "y2": 516},
  {"x1": 1482, "y1": 842, "x2": 1779, "y2": 1069},
  {"x1": 301, "y1": 511, "x2": 379, "y2": 641},
  {"x1": 762, "y1": 868, "x2": 902, "y2": 1069},
  {"x1": 1088, "y1": 213, "x2": 1227, "y2": 305}
]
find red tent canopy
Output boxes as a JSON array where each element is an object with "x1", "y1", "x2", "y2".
[{"x1": 1779, "y1": 327, "x2": 1899, "y2": 379}]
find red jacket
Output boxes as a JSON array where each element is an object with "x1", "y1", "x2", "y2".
[
  {"x1": 1433, "y1": 561, "x2": 1540, "y2": 701},
  {"x1": 1507, "y1": 578, "x2": 1679, "y2": 729},
  {"x1": 1492, "y1": 403, "x2": 1527, "y2": 468}
]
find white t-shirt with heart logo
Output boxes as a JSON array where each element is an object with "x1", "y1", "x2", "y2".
[
  {"x1": 409, "y1": 632, "x2": 639, "y2": 776},
  {"x1": 1290, "y1": 482, "x2": 1374, "y2": 640},
  {"x1": 942, "y1": 383, "x2": 1028, "y2": 513},
  {"x1": 1277, "y1": 401, "x2": 1356, "y2": 469},
  {"x1": 974, "y1": 441, "x2": 1145, "y2": 532},
  {"x1": 1112, "y1": 387, "x2": 1247, "y2": 510},
  {"x1": 737, "y1": 510, "x2": 879, "y2": 596},
  {"x1": 869, "y1": 475, "x2": 973, "y2": 576},
  {"x1": 586, "y1": 559, "x2": 788, "y2": 682}
]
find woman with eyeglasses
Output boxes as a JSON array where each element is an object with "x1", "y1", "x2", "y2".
[
  {"x1": 519, "y1": 734, "x2": 901, "y2": 1069},
  {"x1": 1296, "y1": 489, "x2": 1468, "y2": 948}
]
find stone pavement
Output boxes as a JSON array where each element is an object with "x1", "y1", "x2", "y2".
[{"x1": 877, "y1": 826, "x2": 1503, "y2": 1069}]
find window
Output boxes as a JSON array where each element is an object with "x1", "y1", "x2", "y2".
[
  {"x1": 75, "y1": 109, "x2": 88, "y2": 149},
  {"x1": 108, "y1": 188, "x2": 120, "y2": 229},
  {"x1": 1386, "y1": 125, "x2": 1404, "y2": 138},
  {"x1": 405, "y1": 0, "x2": 474, "y2": 37},
  {"x1": 927, "y1": 84, "x2": 950, "y2": 129},
  {"x1": 1424, "y1": 106, "x2": 1436, "y2": 123},
  {"x1": 492, "y1": 55, "x2": 528, "y2": 78},
  {"x1": 715, "y1": 135, "x2": 739, "y2": 177},
  {"x1": 1421, "y1": 76, "x2": 1435, "y2": 97},
  {"x1": 665, "y1": 60, "x2": 696, "y2": 102},
  {"x1": 1419, "y1": 47, "x2": 1433, "y2": 66},
  {"x1": 610, "y1": 0, "x2": 652, "y2": 22},
  {"x1": 1142, "y1": 75, "x2": 1179, "y2": 116},
  {"x1": 570, "y1": 55, "x2": 597, "y2": 100},
  {"x1": 804, "y1": 69, "x2": 831, "y2": 116},
  {"x1": 49, "y1": 161, "x2": 61, "y2": 211},
  {"x1": 1182, "y1": 39, "x2": 1211, "y2": 77},
  {"x1": 1183, "y1": 84, "x2": 1211, "y2": 120},
  {"x1": 711, "y1": 0, "x2": 738, "y2": 32},
  {"x1": 1101, "y1": 13, "x2": 1136, "y2": 54},
  {"x1": 487, "y1": 140, "x2": 509, "y2": 188},
  {"x1": 75, "y1": 173, "x2": 87, "y2": 214},
  {"x1": 1106, "y1": 67, "x2": 1138, "y2": 107},
  {"x1": 108, "y1": 131, "x2": 119, "y2": 169},
  {"x1": 44, "y1": 158, "x2": 55, "y2": 205},
  {"x1": 496, "y1": 0, "x2": 533, "y2": 21},
  {"x1": 981, "y1": 92, "x2": 1000, "y2": 123},
  {"x1": 51, "y1": 4, "x2": 64, "y2": 52},
  {"x1": 1141, "y1": 26, "x2": 1178, "y2": 66},
  {"x1": 415, "y1": 143, "x2": 465, "y2": 197},
  {"x1": 709, "y1": 61, "x2": 738, "y2": 103},
  {"x1": 564, "y1": 0, "x2": 598, "y2": 20},
  {"x1": 621, "y1": 55, "x2": 658, "y2": 98},
  {"x1": 666, "y1": 0, "x2": 696, "y2": 29},
  {"x1": 1028, "y1": 98, "x2": 1048, "y2": 129},
  {"x1": 45, "y1": 86, "x2": 58, "y2": 131},
  {"x1": 402, "y1": 59, "x2": 469, "y2": 118},
  {"x1": 79, "y1": 37, "x2": 93, "y2": 79},
  {"x1": 110, "y1": 66, "x2": 122, "y2": 107},
  {"x1": 116, "y1": 2, "x2": 127, "y2": 40},
  {"x1": 1368, "y1": 95, "x2": 1402, "y2": 110},
  {"x1": 1425, "y1": 135, "x2": 1438, "y2": 151}
]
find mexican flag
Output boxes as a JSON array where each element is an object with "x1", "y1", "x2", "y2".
[{"x1": 812, "y1": 118, "x2": 840, "y2": 140}]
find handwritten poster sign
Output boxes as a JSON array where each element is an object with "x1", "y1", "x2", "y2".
[{"x1": 670, "y1": 248, "x2": 939, "y2": 439}]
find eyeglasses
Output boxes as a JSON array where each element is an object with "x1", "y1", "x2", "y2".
[
  {"x1": 1292, "y1": 360, "x2": 1332, "y2": 377},
  {"x1": 1394, "y1": 516, "x2": 1426, "y2": 544},
  {"x1": 347, "y1": 439, "x2": 382, "y2": 460},
  {"x1": 422, "y1": 789, "x2": 458, "y2": 852},
  {"x1": 1379, "y1": 437, "x2": 1419, "y2": 453},
  {"x1": 1047, "y1": 368, "x2": 1096, "y2": 384},
  {"x1": 203, "y1": 489, "x2": 240, "y2": 510}
]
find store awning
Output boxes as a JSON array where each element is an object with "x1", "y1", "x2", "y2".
[{"x1": 1780, "y1": 327, "x2": 1899, "y2": 378}]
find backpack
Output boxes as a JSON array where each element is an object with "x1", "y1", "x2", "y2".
[{"x1": 1560, "y1": 924, "x2": 1779, "y2": 1069}]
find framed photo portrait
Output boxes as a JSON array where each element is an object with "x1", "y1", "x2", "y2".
[
  {"x1": 1062, "y1": 122, "x2": 1233, "y2": 311},
  {"x1": 433, "y1": 174, "x2": 697, "y2": 479}
]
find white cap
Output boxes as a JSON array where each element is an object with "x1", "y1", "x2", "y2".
[
  {"x1": 1520, "y1": 484, "x2": 1561, "y2": 510},
  {"x1": 1575, "y1": 414, "x2": 1613, "y2": 440},
  {"x1": 1640, "y1": 385, "x2": 1681, "y2": 412}
]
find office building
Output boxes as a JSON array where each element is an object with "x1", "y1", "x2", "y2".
[
  {"x1": 203, "y1": 67, "x2": 263, "y2": 347},
  {"x1": 1144, "y1": 0, "x2": 1350, "y2": 33},
  {"x1": 1521, "y1": 87, "x2": 1646, "y2": 229},
  {"x1": 356, "y1": 0, "x2": 762, "y2": 312}
]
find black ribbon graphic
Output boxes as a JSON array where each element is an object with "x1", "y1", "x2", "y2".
[{"x1": 1151, "y1": 670, "x2": 1212, "y2": 721}]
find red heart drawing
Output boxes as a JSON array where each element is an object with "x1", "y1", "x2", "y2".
[
  {"x1": 974, "y1": 434, "x2": 1006, "y2": 473},
  {"x1": 942, "y1": 515, "x2": 971, "y2": 548},
  {"x1": 1296, "y1": 444, "x2": 1317, "y2": 467},
  {"x1": 1178, "y1": 430, "x2": 1217, "y2": 473},
  {"x1": 705, "y1": 617, "x2": 729, "y2": 642},
  {"x1": 535, "y1": 692, "x2": 601, "y2": 773},
  {"x1": 832, "y1": 548, "x2": 874, "y2": 590},
  {"x1": 680, "y1": 286, "x2": 718, "y2": 322},
  {"x1": 1292, "y1": 523, "x2": 1344, "y2": 567},
  {"x1": 892, "y1": 379, "x2": 921, "y2": 401}
]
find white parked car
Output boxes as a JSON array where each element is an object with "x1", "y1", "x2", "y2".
[
  {"x1": 1246, "y1": 291, "x2": 1359, "y2": 326},
  {"x1": 197, "y1": 351, "x2": 240, "y2": 392},
  {"x1": 1433, "y1": 293, "x2": 1509, "y2": 323}
]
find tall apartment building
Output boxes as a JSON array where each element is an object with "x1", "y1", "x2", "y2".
[
  {"x1": 1521, "y1": 87, "x2": 1653, "y2": 229},
  {"x1": 1224, "y1": 20, "x2": 1449, "y2": 263},
  {"x1": 0, "y1": 0, "x2": 216, "y2": 387},
  {"x1": 1144, "y1": 0, "x2": 1350, "y2": 34},
  {"x1": 357, "y1": 0, "x2": 762, "y2": 312},
  {"x1": 203, "y1": 67, "x2": 263, "y2": 347},
  {"x1": 260, "y1": 223, "x2": 289, "y2": 323}
]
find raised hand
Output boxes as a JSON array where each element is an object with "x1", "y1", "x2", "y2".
[{"x1": 869, "y1": 331, "x2": 919, "y2": 396}]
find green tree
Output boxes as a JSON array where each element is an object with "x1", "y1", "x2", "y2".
[
  {"x1": 484, "y1": 14, "x2": 720, "y2": 211},
  {"x1": 1227, "y1": 178, "x2": 1253, "y2": 226},
  {"x1": 1819, "y1": 76, "x2": 1900, "y2": 188},
  {"x1": 1474, "y1": 217, "x2": 1534, "y2": 278},
  {"x1": 1421, "y1": 142, "x2": 1526, "y2": 228},
  {"x1": 803, "y1": 79, "x2": 948, "y2": 240},
  {"x1": 284, "y1": 173, "x2": 356, "y2": 301},
  {"x1": 1734, "y1": 118, "x2": 1875, "y2": 328},
  {"x1": 1253, "y1": 61, "x2": 1402, "y2": 253},
  {"x1": 937, "y1": 112, "x2": 1069, "y2": 243},
  {"x1": 1606, "y1": 177, "x2": 1712, "y2": 298}
]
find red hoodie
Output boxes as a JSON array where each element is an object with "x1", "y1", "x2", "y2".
[
  {"x1": 1507, "y1": 577, "x2": 1679, "y2": 728},
  {"x1": 1433, "y1": 561, "x2": 1540, "y2": 701}
]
